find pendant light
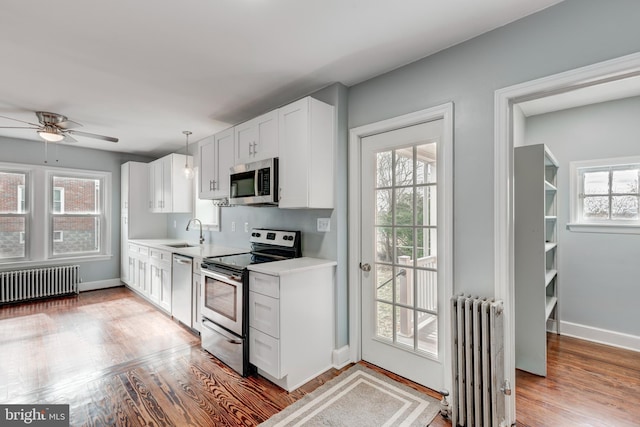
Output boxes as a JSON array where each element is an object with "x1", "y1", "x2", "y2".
[{"x1": 183, "y1": 131, "x2": 194, "y2": 180}]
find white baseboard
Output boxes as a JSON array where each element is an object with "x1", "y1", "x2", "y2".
[
  {"x1": 560, "y1": 320, "x2": 640, "y2": 352},
  {"x1": 332, "y1": 345, "x2": 352, "y2": 369},
  {"x1": 79, "y1": 278, "x2": 122, "y2": 292}
]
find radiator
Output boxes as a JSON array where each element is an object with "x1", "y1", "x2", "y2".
[
  {"x1": 451, "y1": 295, "x2": 506, "y2": 427},
  {"x1": 0, "y1": 265, "x2": 79, "y2": 304}
]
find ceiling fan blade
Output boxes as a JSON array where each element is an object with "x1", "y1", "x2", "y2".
[
  {"x1": 57, "y1": 119, "x2": 83, "y2": 130},
  {"x1": 66, "y1": 129, "x2": 118, "y2": 143},
  {"x1": 0, "y1": 126, "x2": 40, "y2": 129},
  {"x1": 62, "y1": 133, "x2": 78, "y2": 143},
  {"x1": 0, "y1": 114, "x2": 41, "y2": 127}
]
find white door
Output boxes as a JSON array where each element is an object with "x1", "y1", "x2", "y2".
[{"x1": 360, "y1": 118, "x2": 448, "y2": 391}]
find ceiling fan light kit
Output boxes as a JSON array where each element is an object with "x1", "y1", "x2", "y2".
[{"x1": 38, "y1": 127, "x2": 64, "y2": 142}]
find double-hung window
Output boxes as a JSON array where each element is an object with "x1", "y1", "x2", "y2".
[
  {"x1": 0, "y1": 162, "x2": 111, "y2": 267},
  {"x1": 569, "y1": 156, "x2": 640, "y2": 233},
  {"x1": 49, "y1": 174, "x2": 106, "y2": 257},
  {"x1": 0, "y1": 170, "x2": 29, "y2": 260}
]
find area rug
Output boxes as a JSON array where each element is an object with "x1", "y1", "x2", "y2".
[{"x1": 259, "y1": 364, "x2": 440, "y2": 427}]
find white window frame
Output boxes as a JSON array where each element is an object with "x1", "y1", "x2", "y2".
[
  {"x1": 0, "y1": 169, "x2": 30, "y2": 262},
  {"x1": 0, "y1": 161, "x2": 112, "y2": 268},
  {"x1": 52, "y1": 230, "x2": 64, "y2": 242},
  {"x1": 48, "y1": 171, "x2": 110, "y2": 259},
  {"x1": 568, "y1": 156, "x2": 640, "y2": 234},
  {"x1": 17, "y1": 184, "x2": 26, "y2": 213}
]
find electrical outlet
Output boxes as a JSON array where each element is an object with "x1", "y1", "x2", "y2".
[
  {"x1": 244, "y1": 222, "x2": 249, "y2": 233},
  {"x1": 231, "y1": 221, "x2": 236, "y2": 232},
  {"x1": 173, "y1": 220, "x2": 177, "y2": 228},
  {"x1": 317, "y1": 218, "x2": 331, "y2": 232}
]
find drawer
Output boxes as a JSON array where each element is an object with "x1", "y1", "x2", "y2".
[
  {"x1": 138, "y1": 246, "x2": 150, "y2": 256},
  {"x1": 249, "y1": 272, "x2": 279, "y2": 298},
  {"x1": 249, "y1": 291, "x2": 279, "y2": 338},
  {"x1": 150, "y1": 248, "x2": 170, "y2": 261},
  {"x1": 249, "y1": 327, "x2": 281, "y2": 379},
  {"x1": 128, "y1": 243, "x2": 139, "y2": 253}
]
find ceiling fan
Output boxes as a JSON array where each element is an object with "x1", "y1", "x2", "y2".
[{"x1": 0, "y1": 111, "x2": 118, "y2": 143}]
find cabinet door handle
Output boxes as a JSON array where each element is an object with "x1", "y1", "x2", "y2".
[
  {"x1": 252, "y1": 141, "x2": 257, "y2": 155},
  {"x1": 249, "y1": 143, "x2": 252, "y2": 155},
  {"x1": 209, "y1": 180, "x2": 214, "y2": 191}
]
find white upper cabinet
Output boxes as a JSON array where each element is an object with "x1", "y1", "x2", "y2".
[
  {"x1": 278, "y1": 97, "x2": 335, "y2": 209},
  {"x1": 234, "y1": 110, "x2": 279, "y2": 164},
  {"x1": 198, "y1": 135, "x2": 216, "y2": 199},
  {"x1": 199, "y1": 128, "x2": 234, "y2": 200},
  {"x1": 148, "y1": 153, "x2": 193, "y2": 213}
]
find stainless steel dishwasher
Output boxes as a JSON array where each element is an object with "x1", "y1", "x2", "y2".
[{"x1": 172, "y1": 254, "x2": 193, "y2": 327}]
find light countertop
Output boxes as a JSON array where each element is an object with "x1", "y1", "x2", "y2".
[
  {"x1": 247, "y1": 257, "x2": 337, "y2": 276},
  {"x1": 128, "y1": 239, "x2": 249, "y2": 260}
]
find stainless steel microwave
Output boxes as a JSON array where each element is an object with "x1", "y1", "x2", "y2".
[{"x1": 229, "y1": 158, "x2": 278, "y2": 205}]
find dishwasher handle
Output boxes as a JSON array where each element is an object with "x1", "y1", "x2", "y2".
[{"x1": 173, "y1": 254, "x2": 193, "y2": 265}]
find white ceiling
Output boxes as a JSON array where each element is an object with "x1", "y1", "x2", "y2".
[{"x1": 0, "y1": 0, "x2": 563, "y2": 157}]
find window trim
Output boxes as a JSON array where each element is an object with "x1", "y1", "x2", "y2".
[
  {"x1": 0, "y1": 161, "x2": 112, "y2": 268},
  {"x1": 568, "y1": 156, "x2": 640, "y2": 234}
]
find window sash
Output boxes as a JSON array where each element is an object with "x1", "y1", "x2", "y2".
[
  {"x1": 0, "y1": 170, "x2": 29, "y2": 261},
  {"x1": 49, "y1": 174, "x2": 105, "y2": 258},
  {"x1": 575, "y1": 162, "x2": 640, "y2": 224}
]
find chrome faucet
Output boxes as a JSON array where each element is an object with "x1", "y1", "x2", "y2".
[{"x1": 186, "y1": 218, "x2": 204, "y2": 244}]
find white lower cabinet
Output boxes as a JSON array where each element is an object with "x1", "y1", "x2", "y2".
[
  {"x1": 149, "y1": 248, "x2": 172, "y2": 313},
  {"x1": 125, "y1": 243, "x2": 175, "y2": 314},
  {"x1": 248, "y1": 261, "x2": 335, "y2": 392},
  {"x1": 249, "y1": 328, "x2": 281, "y2": 378}
]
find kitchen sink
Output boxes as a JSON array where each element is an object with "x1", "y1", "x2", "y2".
[{"x1": 165, "y1": 243, "x2": 197, "y2": 248}]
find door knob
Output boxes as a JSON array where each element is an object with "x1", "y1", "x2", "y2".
[{"x1": 359, "y1": 263, "x2": 371, "y2": 272}]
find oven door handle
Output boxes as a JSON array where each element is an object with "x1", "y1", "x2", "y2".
[
  {"x1": 202, "y1": 269, "x2": 243, "y2": 284},
  {"x1": 202, "y1": 318, "x2": 243, "y2": 344}
]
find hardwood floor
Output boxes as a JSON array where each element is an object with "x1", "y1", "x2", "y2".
[
  {"x1": 0, "y1": 287, "x2": 351, "y2": 426},
  {"x1": 1, "y1": 287, "x2": 638, "y2": 426},
  {"x1": 429, "y1": 333, "x2": 640, "y2": 427}
]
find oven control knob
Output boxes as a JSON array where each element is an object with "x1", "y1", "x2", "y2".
[{"x1": 253, "y1": 232, "x2": 261, "y2": 238}]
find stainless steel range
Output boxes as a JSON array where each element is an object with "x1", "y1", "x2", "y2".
[{"x1": 200, "y1": 228, "x2": 301, "y2": 376}]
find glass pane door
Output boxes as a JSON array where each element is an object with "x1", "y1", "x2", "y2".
[{"x1": 374, "y1": 142, "x2": 439, "y2": 357}]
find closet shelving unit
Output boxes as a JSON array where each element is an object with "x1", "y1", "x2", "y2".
[{"x1": 515, "y1": 143, "x2": 559, "y2": 377}]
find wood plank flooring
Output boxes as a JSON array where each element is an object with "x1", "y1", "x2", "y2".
[{"x1": 1, "y1": 287, "x2": 638, "y2": 426}]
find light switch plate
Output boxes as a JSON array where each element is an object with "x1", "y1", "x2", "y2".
[{"x1": 317, "y1": 218, "x2": 331, "y2": 232}]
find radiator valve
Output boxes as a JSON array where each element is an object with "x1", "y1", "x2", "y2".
[
  {"x1": 501, "y1": 379, "x2": 512, "y2": 396},
  {"x1": 439, "y1": 389, "x2": 451, "y2": 419}
]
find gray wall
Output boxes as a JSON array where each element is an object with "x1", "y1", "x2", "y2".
[
  {"x1": 0, "y1": 136, "x2": 155, "y2": 282},
  {"x1": 348, "y1": 0, "x2": 640, "y2": 299},
  {"x1": 525, "y1": 97, "x2": 640, "y2": 336}
]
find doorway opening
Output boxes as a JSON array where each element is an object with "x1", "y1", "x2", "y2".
[{"x1": 494, "y1": 52, "x2": 640, "y2": 424}]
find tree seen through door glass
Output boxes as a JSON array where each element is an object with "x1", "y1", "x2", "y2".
[{"x1": 372, "y1": 142, "x2": 439, "y2": 357}]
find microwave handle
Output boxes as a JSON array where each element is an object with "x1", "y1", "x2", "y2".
[{"x1": 254, "y1": 170, "x2": 259, "y2": 197}]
